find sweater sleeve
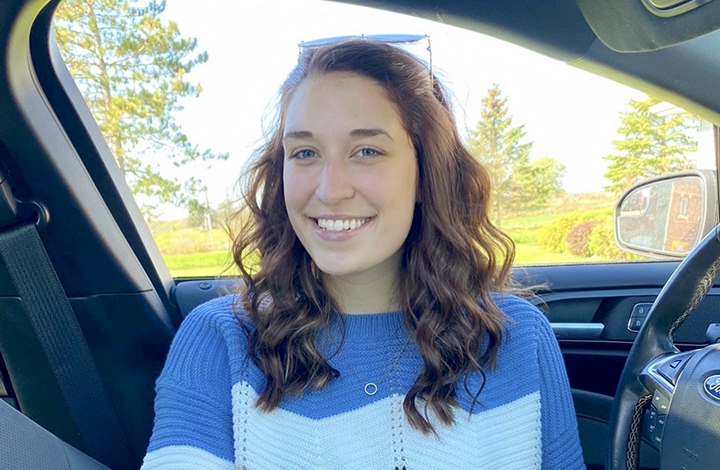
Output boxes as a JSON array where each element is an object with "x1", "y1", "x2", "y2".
[
  {"x1": 141, "y1": 299, "x2": 237, "y2": 470},
  {"x1": 535, "y1": 310, "x2": 586, "y2": 470}
]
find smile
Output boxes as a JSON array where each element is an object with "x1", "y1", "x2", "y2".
[{"x1": 314, "y1": 217, "x2": 373, "y2": 232}]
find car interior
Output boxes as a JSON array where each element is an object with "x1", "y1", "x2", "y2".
[{"x1": 2, "y1": 0, "x2": 720, "y2": 469}]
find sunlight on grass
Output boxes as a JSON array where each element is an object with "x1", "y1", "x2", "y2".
[
  {"x1": 514, "y1": 243, "x2": 585, "y2": 265},
  {"x1": 164, "y1": 250, "x2": 238, "y2": 277}
]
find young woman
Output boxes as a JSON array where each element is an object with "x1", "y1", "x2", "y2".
[{"x1": 142, "y1": 40, "x2": 585, "y2": 470}]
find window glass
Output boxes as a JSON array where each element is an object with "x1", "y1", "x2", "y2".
[{"x1": 53, "y1": 0, "x2": 717, "y2": 277}]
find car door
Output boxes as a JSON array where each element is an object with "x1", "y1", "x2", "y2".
[{"x1": 2, "y1": 0, "x2": 720, "y2": 470}]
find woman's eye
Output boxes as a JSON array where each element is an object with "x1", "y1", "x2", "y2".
[
  {"x1": 292, "y1": 149, "x2": 317, "y2": 160},
  {"x1": 356, "y1": 148, "x2": 380, "y2": 158}
]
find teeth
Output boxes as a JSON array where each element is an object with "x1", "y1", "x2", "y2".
[{"x1": 317, "y1": 218, "x2": 369, "y2": 232}]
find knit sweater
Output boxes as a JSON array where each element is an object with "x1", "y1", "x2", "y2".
[{"x1": 142, "y1": 295, "x2": 585, "y2": 470}]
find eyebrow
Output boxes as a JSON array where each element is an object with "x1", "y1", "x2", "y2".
[
  {"x1": 282, "y1": 128, "x2": 394, "y2": 141},
  {"x1": 283, "y1": 130, "x2": 313, "y2": 140},
  {"x1": 349, "y1": 128, "x2": 394, "y2": 141}
]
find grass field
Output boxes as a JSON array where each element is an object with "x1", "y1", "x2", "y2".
[
  {"x1": 503, "y1": 193, "x2": 614, "y2": 265},
  {"x1": 154, "y1": 193, "x2": 617, "y2": 277},
  {"x1": 165, "y1": 241, "x2": 590, "y2": 277},
  {"x1": 164, "y1": 250, "x2": 239, "y2": 278}
]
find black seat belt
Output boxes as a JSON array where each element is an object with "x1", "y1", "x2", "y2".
[{"x1": 0, "y1": 200, "x2": 137, "y2": 468}]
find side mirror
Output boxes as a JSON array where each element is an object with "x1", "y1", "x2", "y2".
[{"x1": 614, "y1": 170, "x2": 718, "y2": 258}]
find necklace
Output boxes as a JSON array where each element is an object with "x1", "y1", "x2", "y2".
[{"x1": 341, "y1": 338, "x2": 411, "y2": 396}]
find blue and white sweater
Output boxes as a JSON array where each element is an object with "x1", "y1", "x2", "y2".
[{"x1": 142, "y1": 295, "x2": 585, "y2": 469}]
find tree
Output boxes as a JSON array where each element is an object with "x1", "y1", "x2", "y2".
[
  {"x1": 514, "y1": 157, "x2": 566, "y2": 210},
  {"x1": 54, "y1": 0, "x2": 228, "y2": 211},
  {"x1": 212, "y1": 196, "x2": 241, "y2": 230},
  {"x1": 604, "y1": 97, "x2": 697, "y2": 195},
  {"x1": 468, "y1": 84, "x2": 564, "y2": 223},
  {"x1": 185, "y1": 178, "x2": 212, "y2": 228}
]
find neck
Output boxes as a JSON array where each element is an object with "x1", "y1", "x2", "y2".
[{"x1": 324, "y1": 257, "x2": 401, "y2": 315}]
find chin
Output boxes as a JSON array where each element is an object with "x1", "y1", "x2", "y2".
[
  {"x1": 313, "y1": 259, "x2": 366, "y2": 279},
  {"x1": 315, "y1": 265, "x2": 359, "y2": 278}
]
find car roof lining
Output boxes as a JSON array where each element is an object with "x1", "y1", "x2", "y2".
[
  {"x1": 335, "y1": 0, "x2": 598, "y2": 62},
  {"x1": 342, "y1": 0, "x2": 720, "y2": 55},
  {"x1": 341, "y1": 0, "x2": 720, "y2": 124},
  {"x1": 577, "y1": 0, "x2": 720, "y2": 53}
]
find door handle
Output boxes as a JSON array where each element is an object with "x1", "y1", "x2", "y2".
[{"x1": 551, "y1": 322, "x2": 604, "y2": 339}]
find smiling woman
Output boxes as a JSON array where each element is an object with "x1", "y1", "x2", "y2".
[
  {"x1": 4, "y1": 0, "x2": 720, "y2": 469},
  {"x1": 140, "y1": 39, "x2": 585, "y2": 470}
]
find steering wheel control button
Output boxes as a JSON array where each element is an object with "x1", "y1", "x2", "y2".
[
  {"x1": 652, "y1": 390, "x2": 671, "y2": 414},
  {"x1": 628, "y1": 302, "x2": 653, "y2": 332},
  {"x1": 655, "y1": 414, "x2": 666, "y2": 442},
  {"x1": 657, "y1": 352, "x2": 693, "y2": 385},
  {"x1": 645, "y1": 406, "x2": 658, "y2": 441},
  {"x1": 703, "y1": 375, "x2": 720, "y2": 402}
]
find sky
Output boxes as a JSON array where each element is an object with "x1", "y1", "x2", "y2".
[{"x1": 152, "y1": 0, "x2": 712, "y2": 218}]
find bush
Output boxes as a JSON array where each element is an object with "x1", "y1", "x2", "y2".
[
  {"x1": 588, "y1": 218, "x2": 629, "y2": 260},
  {"x1": 538, "y1": 208, "x2": 614, "y2": 254},
  {"x1": 566, "y1": 220, "x2": 601, "y2": 257},
  {"x1": 538, "y1": 213, "x2": 585, "y2": 253}
]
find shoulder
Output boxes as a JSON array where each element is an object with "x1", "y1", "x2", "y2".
[
  {"x1": 489, "y1": 293, "x2": 560, "y2": 372},
  {"x1": 160, "y1": 294, "x2": 250, "y2": 382},
  {"x1": 179, "y1": 294, "x2": 246, "y2": 334},
  {"x1": 491, "y1": 293, "x2": 552, "y2": 339}
]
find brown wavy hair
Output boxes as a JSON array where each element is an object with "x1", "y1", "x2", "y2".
[{"x1": 233, "y1": 39, "x2": 515, "y2": 435}]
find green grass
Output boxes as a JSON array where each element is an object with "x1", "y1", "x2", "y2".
[
  {"x1": 514, "y1": 243, "x2": 585, "y2": 265},
  {"x1": 164, "y1": 250, "x2": 239, "y2": 277},
  {"x1": 163, "y1": 241, "x2": 593, "y2": 277}
]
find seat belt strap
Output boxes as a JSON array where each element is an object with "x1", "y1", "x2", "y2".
[{"x1": 0, "y1": 221, "x2": 136, "y2": 469}]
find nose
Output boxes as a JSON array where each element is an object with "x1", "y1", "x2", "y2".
[{"x1": 315, "y1": 158, "x2": 354, "y2": 205}]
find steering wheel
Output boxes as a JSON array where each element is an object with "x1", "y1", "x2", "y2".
[{"x1": 607, "y1": 224, "x2": 720, "y2": 470}]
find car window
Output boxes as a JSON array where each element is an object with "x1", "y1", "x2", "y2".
[{"x1": 52, "y1": 0, "x2": 717, "y2": 277}]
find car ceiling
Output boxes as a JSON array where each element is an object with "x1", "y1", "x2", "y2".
[{"x1": 344, "y1": 0, "x2": 720, "y2": 124}]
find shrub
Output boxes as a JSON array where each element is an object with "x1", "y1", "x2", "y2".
[
  {"x1": 566, "y1": 220, "x2": 601, "y2": 257},
  {"x1": 538, "y1": 208, "x2": 614, "y2": 254},
  {"x1": 538, "y1": 213, "x2": 585, "y2": 253},
  {"x1": 588, "y1": 218, "x2": 629, "y2": 260}
]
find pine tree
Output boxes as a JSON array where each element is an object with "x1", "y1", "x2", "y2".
[
  {"x1": 468, "y1": 85, "x2": 531, "y2": 224},
  {"x1": 604, "y1": 97, "x2": 697, "y2": 194},
  {"x1": 54, "y1": 0, "x2": 228, "y2": 211},
  {"x1": 468, "y1": 85, "x2": 564, "y2": 223}
]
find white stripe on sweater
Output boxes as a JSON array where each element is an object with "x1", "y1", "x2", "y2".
[
  {"x1": 142, "y1": 445, "x2": 234, "y2": 470},
  {"x1": 232, "y1": 381, "x2": 542, "y2": 470}
]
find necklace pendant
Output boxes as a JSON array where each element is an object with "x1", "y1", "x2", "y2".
[{"x1": 364, "y1": 383, "x2": 378, "y2": 396}]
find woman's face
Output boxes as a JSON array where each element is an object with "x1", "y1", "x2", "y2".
[{"x1": 282, "y1": 72, "x2": 418, "y2": 284}]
